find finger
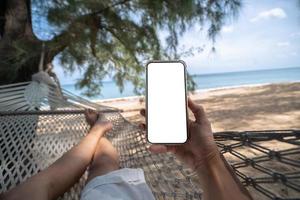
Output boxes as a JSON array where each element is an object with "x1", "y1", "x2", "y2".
[
  {"x1": 166, "y1": 145, "x2": 177, "y2": 153},
  {"x1": 188, "y1": 97, "x2": 206, "y2": 123},
  {"x1": 140, "y1": 108, "x2": 146, "y2": 117},
  {"x1": 149, "y1": 144, "x2": 168, "y2": 153}
]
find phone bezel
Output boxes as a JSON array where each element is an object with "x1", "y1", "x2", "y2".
[{"x1": 145, "y1": 60, "x2": 189, "y2": 144}]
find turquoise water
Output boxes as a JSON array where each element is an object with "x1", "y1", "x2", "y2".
[{"x1": 62, "y1": 67, "x2": 300, "y2": 100}]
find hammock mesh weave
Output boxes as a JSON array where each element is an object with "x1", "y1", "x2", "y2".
[{"x1": 0, "y1": 81, "x2": 299, "y2": 200}]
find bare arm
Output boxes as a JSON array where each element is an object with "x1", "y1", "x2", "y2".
[
  {"x1": 2, "y1": 120, "x2": 112, "y2": 200},
  {"x1": 141, "y1": 98, "x2": 252, "y2": 200},
  {"x1": 195, "y1": 152, "x2": 251, "y2": 200}
]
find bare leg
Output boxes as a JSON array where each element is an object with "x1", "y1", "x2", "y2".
[
  {"x1": 87, "y1": 137, "x2": 119, "y2": 182},
  {"x1": 85, "y1": 110, "x2": 120, "y2": 182},
  {"x1": 2, "y1": 109, "x2": 113, "y2": 200}
]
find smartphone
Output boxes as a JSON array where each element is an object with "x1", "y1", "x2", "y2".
[{"x1": 146, "y1": 60, "x2": 188, "y2": 144}]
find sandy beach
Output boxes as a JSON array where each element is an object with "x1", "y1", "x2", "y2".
[
  {"x1": 97, "y1": 82, "x2": 300, "y2": 199},
  {"x1": 97, "y1": 82, "x2": 300, "y2": 132}
]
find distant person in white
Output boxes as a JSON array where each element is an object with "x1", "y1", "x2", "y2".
[{"x1": 1, "y1": 98, "x2": 252, "y2": 200}]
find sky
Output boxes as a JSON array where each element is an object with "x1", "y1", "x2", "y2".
[
  {"x1": 180, "y1": 0, "x2": 300, "y2": 74},
  {"x1": 33, "y1": 0, "x2": 300, "y2": 83}
]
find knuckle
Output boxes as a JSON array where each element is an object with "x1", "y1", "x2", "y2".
[
  {"x1": 203, "y1": 119, "x2": 212, "y2": 128},
  {"x1": 197, "y1": 105, "x2": 205, "y2": 112},
  {"x1": 194, "y1": 104, "x2": 205, "y2": 114}
]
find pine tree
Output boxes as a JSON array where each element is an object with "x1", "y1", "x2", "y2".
[{"x1": 0, "y1": 0, "x2": 242, "y2": 96}]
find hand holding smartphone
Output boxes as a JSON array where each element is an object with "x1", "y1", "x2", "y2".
[{"x1": 146, "y1": 60, "x2": 188, "y2": 144}]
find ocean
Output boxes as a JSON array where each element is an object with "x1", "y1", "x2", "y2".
[{"x1": 62, "y1": 67, "x2": 300, "y2": 100}]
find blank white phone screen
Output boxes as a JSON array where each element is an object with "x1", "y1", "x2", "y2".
[{"x1": 147, "y1": 62, "x2": 188, "y2": 144}]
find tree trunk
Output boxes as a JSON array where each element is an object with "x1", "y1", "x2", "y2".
[{"x1": 0, "y1": 0, "x2": 60, "y2": 85}]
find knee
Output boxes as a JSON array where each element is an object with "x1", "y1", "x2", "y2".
[
  {"x1": 88, "y1": 154, "x2": 120, "y2": 179},
  {"x1": 92, "y1": 153, "x2": 119, "y2": 169},
  {"x1": 87, "y1": 138, "x2": 120, "y2": 179}
]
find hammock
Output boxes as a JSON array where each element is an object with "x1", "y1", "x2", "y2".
[{"x1": 0, "y1": 80, "x2": 299, "y2": 200}]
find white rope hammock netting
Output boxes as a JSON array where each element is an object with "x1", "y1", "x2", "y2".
[{"x1": 0, "y1": 80, "x2": 299, "y2": 200}]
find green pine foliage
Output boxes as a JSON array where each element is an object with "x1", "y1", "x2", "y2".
[{"x1": 33, "y1": 0, "x2": 242, "y2": 96}]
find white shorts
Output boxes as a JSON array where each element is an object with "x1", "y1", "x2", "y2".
[{"x1": 80, "y1": 168, "x2": 155, "y2": 200}]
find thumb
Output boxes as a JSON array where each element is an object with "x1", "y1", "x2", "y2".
[{"x1": 149, "y1": 144, "x2": 168, "y2": 153}]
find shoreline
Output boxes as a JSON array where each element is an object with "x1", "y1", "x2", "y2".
[
  {"x1": 96, "y1": 82, "x2": 300, "y2": 132},
  {"x1": 193, "y1": 81, "x2": 300, "y2": 93},
  {"x1": 94, "y1": 81, "x2": 300, "y2": 103}
]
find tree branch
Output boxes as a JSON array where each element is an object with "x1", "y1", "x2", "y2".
[
  {"x1": 47, "y1": 0, "x2": 132, "y2": 62},
  {"x1": 91, "y1": 0, "x2": 132, "y2": 16}
]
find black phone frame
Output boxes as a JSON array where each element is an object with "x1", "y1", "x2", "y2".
[{"x1": 145, "y1": 60, "x2": 189, "y2": 145}]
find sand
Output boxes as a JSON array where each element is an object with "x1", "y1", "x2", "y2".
[
  {"x1": 96, "y1": 82, "x2": 300, "y2": 199},
  {"x1": 97, "y1": 82, "x2": 300, "y2": 132}
]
